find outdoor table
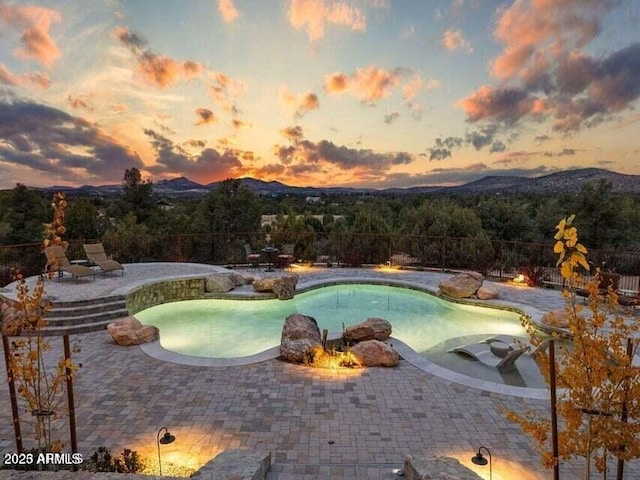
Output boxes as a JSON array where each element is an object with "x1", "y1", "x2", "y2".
[{"x1": 262, "y1": 246, "x2": 279, "y2": 272}]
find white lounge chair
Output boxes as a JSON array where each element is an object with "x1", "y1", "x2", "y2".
[{"x1": 449, "y1": 342, "x2": 530, "y2": 373}]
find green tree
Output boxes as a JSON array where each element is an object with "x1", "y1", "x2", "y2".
[
  {"x1": 117, "y1": 168, "x2": 157, "y2": 224},
  {"x1": 66, "y1": 198, "x2": 107, "y2": 240},
  {"x1": 195, "y1": 179, "x2": 261, "y2": 234},
  {"x1": 0, "y1": 184, "x2": 48, "y2": 244}
]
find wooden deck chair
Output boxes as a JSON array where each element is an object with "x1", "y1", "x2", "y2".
[
  {"x1": 83, "y1": 242, "x2": 124, "y2": 275},
  {"x1": 44, "y1": 246, "x2": 95, "y2": 282}
]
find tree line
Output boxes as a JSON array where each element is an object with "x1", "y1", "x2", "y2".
[{"x1": 2, "y1": 168, "x2": 640, "y2": 254}]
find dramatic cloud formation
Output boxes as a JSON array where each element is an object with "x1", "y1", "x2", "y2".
[
  {"x1": 115, "y1": 26, "x2": 203, "y2": 88},
  {"x1": 218, "y1": 0, "x2": 239, "y2": 23},
  {"x1": 194, "y1": 108, "x2": 217, "y2": 125},
  {"x1": 0, "y1": 63, "x2": 50, "y2": 89},
  {"x1": 0, "y1": 4, "x2": 61, "y2": 67},
  {"x1": 280, "y1": 88, "x2": 320, "y2": 118},
  {"x1": 426, "y1": 136, "x2": 463, "y2": 161},
  {"x1": 274, "y1": 128, "x2": 414, "y2": 176},
  {"x1": 457, "y1": 86, "x2": 546, "y2": 125},
  {"x1": 441, "y1": 29, "x2": 472, "y2": 53},
  {"x1": 287, "y1": 0, "x2": 366, "y2": 42},
  {"x1": 0, "y1": 99, "x2": 143, "y2": 183},
  {"x1": 144, "y1": 128, "x2": 246, "y2": 181}
]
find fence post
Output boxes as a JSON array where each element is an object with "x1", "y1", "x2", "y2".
[{"x1": 441, "y1": 237, "x2": 446, "y2": 271}]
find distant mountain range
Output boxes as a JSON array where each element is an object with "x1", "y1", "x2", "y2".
[{"x1": 37, "y1": 168, "x2": 640, "y2": 198}]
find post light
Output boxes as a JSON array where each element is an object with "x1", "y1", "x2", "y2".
[
  {"x1": 471, "y1": 446, "x2": 492, "y2": 480},
  {"x1": 156, "y1": 426, "x2": 175, "y2": 475}
]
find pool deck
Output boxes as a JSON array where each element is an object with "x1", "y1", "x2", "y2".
[{"x1": 1, "y1": 264, "x2": 638, "y2": 479}]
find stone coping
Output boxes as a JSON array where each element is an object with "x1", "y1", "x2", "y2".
[{"x1": 137, "y1": 276, "x2": 553, "y2": 399}]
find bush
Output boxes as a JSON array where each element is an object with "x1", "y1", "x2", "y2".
[{"x1": 85, "y1": 446, "x2": 142, "y2": 473}]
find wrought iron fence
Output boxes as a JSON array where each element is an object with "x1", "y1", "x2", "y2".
[{"x1": 1, "y1": 233, "x2": 639, "y2": 293}]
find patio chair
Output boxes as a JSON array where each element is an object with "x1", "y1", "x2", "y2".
[
  {"x1": 449, "y1": 341, "x2": 530, "y2": 373},
  {"x1": 244, "y1": 243, "x2": 261, "y2": 270},
  {"x1": 44, "y1": 246, "x2": 96, "y2": 282},
  {"x1": 277, "y1": 244, "x2": 295, "y2": 270},
  {"x1": 83, "y1": 242, "x2": 124, "y2": 275}
]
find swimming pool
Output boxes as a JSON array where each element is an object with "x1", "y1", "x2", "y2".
[{"x1": 136, "y1": 283, "x2": 528, "y2": 358}]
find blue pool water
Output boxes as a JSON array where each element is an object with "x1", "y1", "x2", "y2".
[{"x1": 136, "y1": 284, "x2": 527, "y2": 359}]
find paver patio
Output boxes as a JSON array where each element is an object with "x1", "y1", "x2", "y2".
[{"x1": 1, "y1": 264, "x2": 638, "y2": 479}]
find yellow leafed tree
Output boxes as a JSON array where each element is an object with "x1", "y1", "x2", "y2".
[
  {"x1": 507, "y1": 215, "x2": 640, "y2": 479},
  {"x1": 1, "y1": 192, "x2": 80, "y2": 455}
]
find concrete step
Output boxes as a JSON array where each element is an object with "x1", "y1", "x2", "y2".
[
  {"x1": 46, "y1": 299, "x2": 127, "y2": 318},
  {"x1": 45, "y1": 307, "x2": 129, "y2": 326},
  {"x1": 46, "y1": 294, "x2": 126, "y2": 308},
  {"x1": 38, "y1": 319, "x2": 114, "y2": 336},
  {"x1": 266, "y1": 463, "x2": 402, "y2": 480}
]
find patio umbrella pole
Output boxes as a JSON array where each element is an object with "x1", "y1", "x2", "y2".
[{"x1": 2, "y1": 334, "x2": 23, "y2": 452}]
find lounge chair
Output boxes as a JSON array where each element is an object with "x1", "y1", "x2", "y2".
[
  {"x1": 83, "y1": 242, "x2": 124, "y2": 275},
  {"x1": 244, "y1": 243, "x2": 261, "y2": 269},
  {"x1": 449, "y1": 341, "x2": 530, "y2": 373},
  {"x1": 44, "y1": 246, "x2": 96, "y2": 282},
  {"x1": 277, "y1": 244, "x2": 295, "y2": 270}
]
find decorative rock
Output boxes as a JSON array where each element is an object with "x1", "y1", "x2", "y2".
[
  {"x1": 350, "y1": 340, "x2": 399, "y2": 367},
  {"x1": 344, "y1": 317, "x2": 392, "y2": 342},
  {"x1": 439, "y1": 272, "x2": 484, "y2": 299},
  {"x1": 205, "y1": 274, "x2": 236, "y2": 293},
  {"x1": 476, "y1": 285, "x2": 499, "y2": 300},
  {"x1": 404, "y1": 455, "x2": 483, "y2": 480},
  {"x1": 253, "y1": 274, "x2": 298, "y2": 300},
  {"x1": 107, "y1": 316, "x2": 159, "y2": 346},
  {"x1": 280, "y1": 313, "x2": 322, "y2": 363},
  {"x1": 229, "y1": 272, "x2": 253, "y2": 286},
  {"x1": 541, "y1": 310, "x2": 570, "y2": 328},
  {"x1": 192, "y1": 449, "x2": 271, "y2": 480}
]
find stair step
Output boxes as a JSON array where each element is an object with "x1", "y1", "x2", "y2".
[
  {"x1": 266, "y1": 463, "x2": 402, "y2": 480},
  {"x1": 36, "y1": 319, "x2": 113, "y2": 336},
  {"x1": 47, "y1": 295, "x2": 126, "y2": 308},
  {"x1": 46, "y1": 299, "x2": 127, "y2": 318},
  {"x1": 45, "y1": 308, "x2": 129, "y2": 326}
]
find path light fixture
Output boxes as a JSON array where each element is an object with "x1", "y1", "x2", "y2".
[
  {"x1": 471, "y1": 446, "x2": 492, "y2": 480},
  {"x1": 156, "y1": 426, "x2": 175, "y2": 475}
]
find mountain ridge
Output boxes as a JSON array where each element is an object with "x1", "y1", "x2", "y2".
[{"x1": 27, "y1": 168, "x2": 640, "y2": 197}]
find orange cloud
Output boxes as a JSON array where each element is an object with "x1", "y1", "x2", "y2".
[
  {"x1": 441, "y1": 29, "x2": 472, "y2": 53},
  {"x1": 0, "y1": 5, "x2": 61, "y2": 67},
  {"x1": 491, "y1": 0, "x2": 610, "y2": 80},
  {"x1": 209, "y1": 71, "x2": 247, "y2": 111},
  {"x1": 456, "y1": 85, "x2": 544, "y2": 124},
  {"x1": 323, "y1": 72, "x2": 350, "y2": 93},
  {"x1": 0, "y1": 63, "x2": 50, "y2": 89},
  {"x1": 280, "y1": 88, "x2": 320, "y2": 118},
  {"x1": 115, "y1": 26, "x2": 204, "y2": 88},
  {"x1": 402, "y1": 75, "x2": 424, "y2": 101},
  {"x1": 218, "y1": 0, "x2": 239, "y2": 23},
  {"x1": 195, "y1": 108, "x2": 217, "y2": 125},
  {"x1": 288, "y1": 0, "x2": 366, "y2": 42},
  {"x1": 352, "y1": 65, "x2": 400, "y2": 104}
]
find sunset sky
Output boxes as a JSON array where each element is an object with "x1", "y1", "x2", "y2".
[{"x1": 0, "y1": 0, "x2": 639, "y2": 190}]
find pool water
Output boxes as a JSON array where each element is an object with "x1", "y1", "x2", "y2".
[{"x1": 136, "y1": 284, "x2": 528, "y2": 358}]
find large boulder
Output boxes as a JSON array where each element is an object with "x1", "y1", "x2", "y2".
[
  {"x1": 476, "y1": 285, "x2": 499, "y2": 300},
  {"x1": 205, "y1": 274, "x2": 236, "y2": 293},
  {"x1": 280, "y1": 313, "x2": 322, "y2": 363},
  {"x1": 350, "y1": 340, "x2": 399, "y2": 367},
  {"x1": 229, "y1": 272, "x2": 253, "y2": 286},
  {"x1": 439, "y1": 272, "x2": 484, "y2": 299},
  {"x1": 107, "y1": 316, "x2": 159, "y2": 346},
  {"x1": 541, "y1": 310, "x2": 570, "y2": 328},
  {"x1": 344, "y1": 317, "x2": 392, "y2": 343},
  {"x1": 253, "y1": 274, "x2": 298, "y2": 300}
]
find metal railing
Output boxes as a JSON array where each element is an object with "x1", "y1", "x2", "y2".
[{"x1": 1, "y1": 232, "x2": 639, "y2": 292}]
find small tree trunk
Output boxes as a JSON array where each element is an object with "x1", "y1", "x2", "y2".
[{"x1": 585, "y1": 414, "x2": 592, "y2": 480}]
